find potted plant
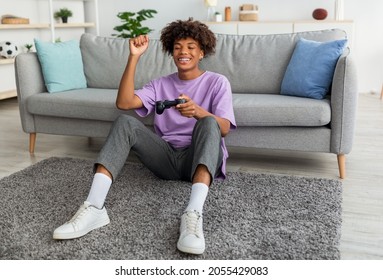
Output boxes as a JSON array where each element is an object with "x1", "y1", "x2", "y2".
[
  {"x1": 24, "y1": 43, "x2": 33, "y2": 52},
  {"x1": 54, "y1": 8, "x2": 73, "y2": 23},
  {"x1": 112, "y1": 9, "x2": 157, "y2": 38},
  {"x1": 214, "y1": 12, "x2": 222, "y2": 22}
]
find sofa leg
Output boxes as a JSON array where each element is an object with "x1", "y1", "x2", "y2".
[
  {"x1": 337, "y1": 154, "x2": 346, "y2": 179},
  {"x1": 29, "y1": 133, "x2": 36, "y2": 154}
]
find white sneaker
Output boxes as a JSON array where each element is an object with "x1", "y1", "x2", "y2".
[
  {"x1": 177, "y1": 210, "x2": 205, "y2": 254},
  {"x1": 53, "y1": 201, "x2": 110, "y2": 240}
]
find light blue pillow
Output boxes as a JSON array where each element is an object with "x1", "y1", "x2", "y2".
[
  {"x1": 281, "y1": 38, "x2": 347, "y2": 99},
  {"x1": 34, "y1": 39, "x2": 87, "y2": 93}
]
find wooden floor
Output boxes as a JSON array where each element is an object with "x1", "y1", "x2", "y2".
[{"x1": 0, "y1": 93, "x2": 382, "y2": 260}]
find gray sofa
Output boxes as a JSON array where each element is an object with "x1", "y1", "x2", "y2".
[{"x1": 15, "y1": 30, "x2": 358, "y2": 179}]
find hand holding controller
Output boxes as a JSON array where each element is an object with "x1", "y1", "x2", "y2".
[{"x1": 155, "y1": 98, "x2": 187, "y2": 114}]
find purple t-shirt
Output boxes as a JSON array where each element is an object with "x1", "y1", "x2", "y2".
[{"x1": 135, "y1": 71, "x2": 236, "y2": 179}]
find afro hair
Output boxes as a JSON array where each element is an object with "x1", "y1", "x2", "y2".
[{"x1": 160, "y1": 18, "x2": 216, "y2": 57}]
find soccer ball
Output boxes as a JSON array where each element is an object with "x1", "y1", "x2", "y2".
[{"x1": 0, "y1": 41, "x2": 19, "y2": 59}]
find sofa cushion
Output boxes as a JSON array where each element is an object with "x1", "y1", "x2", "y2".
[
  {"x1": 27, "y1": 90, "x2": 330, "y2": 128},
  {"x1": 232, "y1": 94, "x2": 331, "y2": 126},
  {"x1": 280, "y1": 38, "x2": 347, "y2": 99},
  {"x1": 34, "y1": 39, "x2": 87, "y2": 93},
  {"x1": 26, "y1": 89, "x2": 153, "y2": 125},
  {"x1": 80, "y1": 30, "x2": 346, "y2": 93},
  {"x1": 200, "y1": 29, "x2": 347, "y2": 94},
  {"x1": 80, "y1": 33, "x2": 176, "y2": 89}
]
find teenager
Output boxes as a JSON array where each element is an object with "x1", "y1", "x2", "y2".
[{"x1": 53, "y1": 18, "x2": 236, "y2": 255}]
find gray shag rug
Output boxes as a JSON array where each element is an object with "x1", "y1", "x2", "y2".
[{"x1": 0, "y1": 157, "x2": 342, "y2": 260}]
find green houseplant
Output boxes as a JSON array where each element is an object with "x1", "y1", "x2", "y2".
[
  {"x1": 24, "y1": 43, "x2": 33, "y2": 52},
  {"x1": 112, "y1": 9, "x2": 157, "y2": 38},
  {"x1": 54, "y1": 8, "x2": 73, "y2": 23}
]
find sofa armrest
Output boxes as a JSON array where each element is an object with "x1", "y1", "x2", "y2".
[
  {"x1": 14, "y1": 52, "x2": 47, "y2": 133},
  {"x1": 330, "y1": 48, "x2": 358, "y2": 154}
]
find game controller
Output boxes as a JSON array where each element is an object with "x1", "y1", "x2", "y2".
[{"x1": 155, "y1": 98, "x2": 187, "y2": 114}]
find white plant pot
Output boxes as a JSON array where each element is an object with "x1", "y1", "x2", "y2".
[{"x1": 215, "y1": 14, "x2": 222, "y2": 22}]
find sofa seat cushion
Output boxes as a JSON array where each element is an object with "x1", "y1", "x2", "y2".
[
  {"x1": 27, "y1": 90, "x2": 330, "y2": 128},
  {"x1": 26, "y1": 88, "x2": 153, "y2": 125},
  {"x1": 233, "y1": 94, "x2": 331, "y2": 126}
]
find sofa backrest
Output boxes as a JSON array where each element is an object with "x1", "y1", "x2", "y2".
[
  {"x1": 80, "y1": 33, "x2": 176, "y2": 89},
  {"x1": 201, "y1": 29, "x2": 347, "y2": 94},
  {"x1": 80, "y1": 29, "x2": 346, "y2": 92}
]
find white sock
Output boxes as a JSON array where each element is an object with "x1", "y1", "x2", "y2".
[
  {"x1": 185, "y1": 183, "x2": 209, "y2": 214},
  {"x1": 86, "y1": 173, "x2": 112, "y2": 209}
]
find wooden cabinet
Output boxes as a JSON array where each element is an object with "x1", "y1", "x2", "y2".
[{"x1": 0, "y1": 0, "x2": 99, "y2": 100}]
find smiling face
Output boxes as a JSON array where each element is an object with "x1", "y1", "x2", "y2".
[{"x1": 172, "y1": 37, "x2": 204, "y2": 79}]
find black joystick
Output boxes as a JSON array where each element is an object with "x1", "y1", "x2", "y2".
[{"x1": 155, "y1": 98, "x2": 187, "y2": 114}]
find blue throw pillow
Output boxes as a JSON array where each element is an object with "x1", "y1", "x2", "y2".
[
  {"x1": 34, "y1": 39, "x2": 87, "y2": 93},
  {"x1": 281, "y1": 38, "x2": 347, "y2": 99}
]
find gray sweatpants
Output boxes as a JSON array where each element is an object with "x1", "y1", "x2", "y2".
[{"x1": 95, "y1": 115, "x2": 223, "y2": 183}]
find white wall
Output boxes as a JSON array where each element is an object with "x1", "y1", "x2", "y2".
[{"x1": 98, "y1": 0, "x2": 383, "y2": 94}]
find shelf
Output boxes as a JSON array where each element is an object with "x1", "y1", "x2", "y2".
[
  {"x1": 0, "y1": 23, "x2": 49, "y2": 29},
  {"x1": 55, "y1": 22, "x2": 95, "y2": 28},
  {"x1": 206, "y1": 20, "x2": 354, "y2": 45},
  {"x1": 0, "y1": 58, "x2": 15, "y2": 65},
  {"x1": 0, "y1": 22, "x2": 95, "y2": 30},
  {"x1": 206, "y1": 20, "x2": 354, "y2": 24},
  {"x1": 0, "y1": 90, "x2": 17, "y2": 100}
]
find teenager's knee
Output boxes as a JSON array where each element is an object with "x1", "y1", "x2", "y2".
[
  {"x1": 197, "y1": 116, "x2": 217, "y2": 126},
  {"x1": 195, "y1": 116, "x2": 220, "y2": 135}
]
